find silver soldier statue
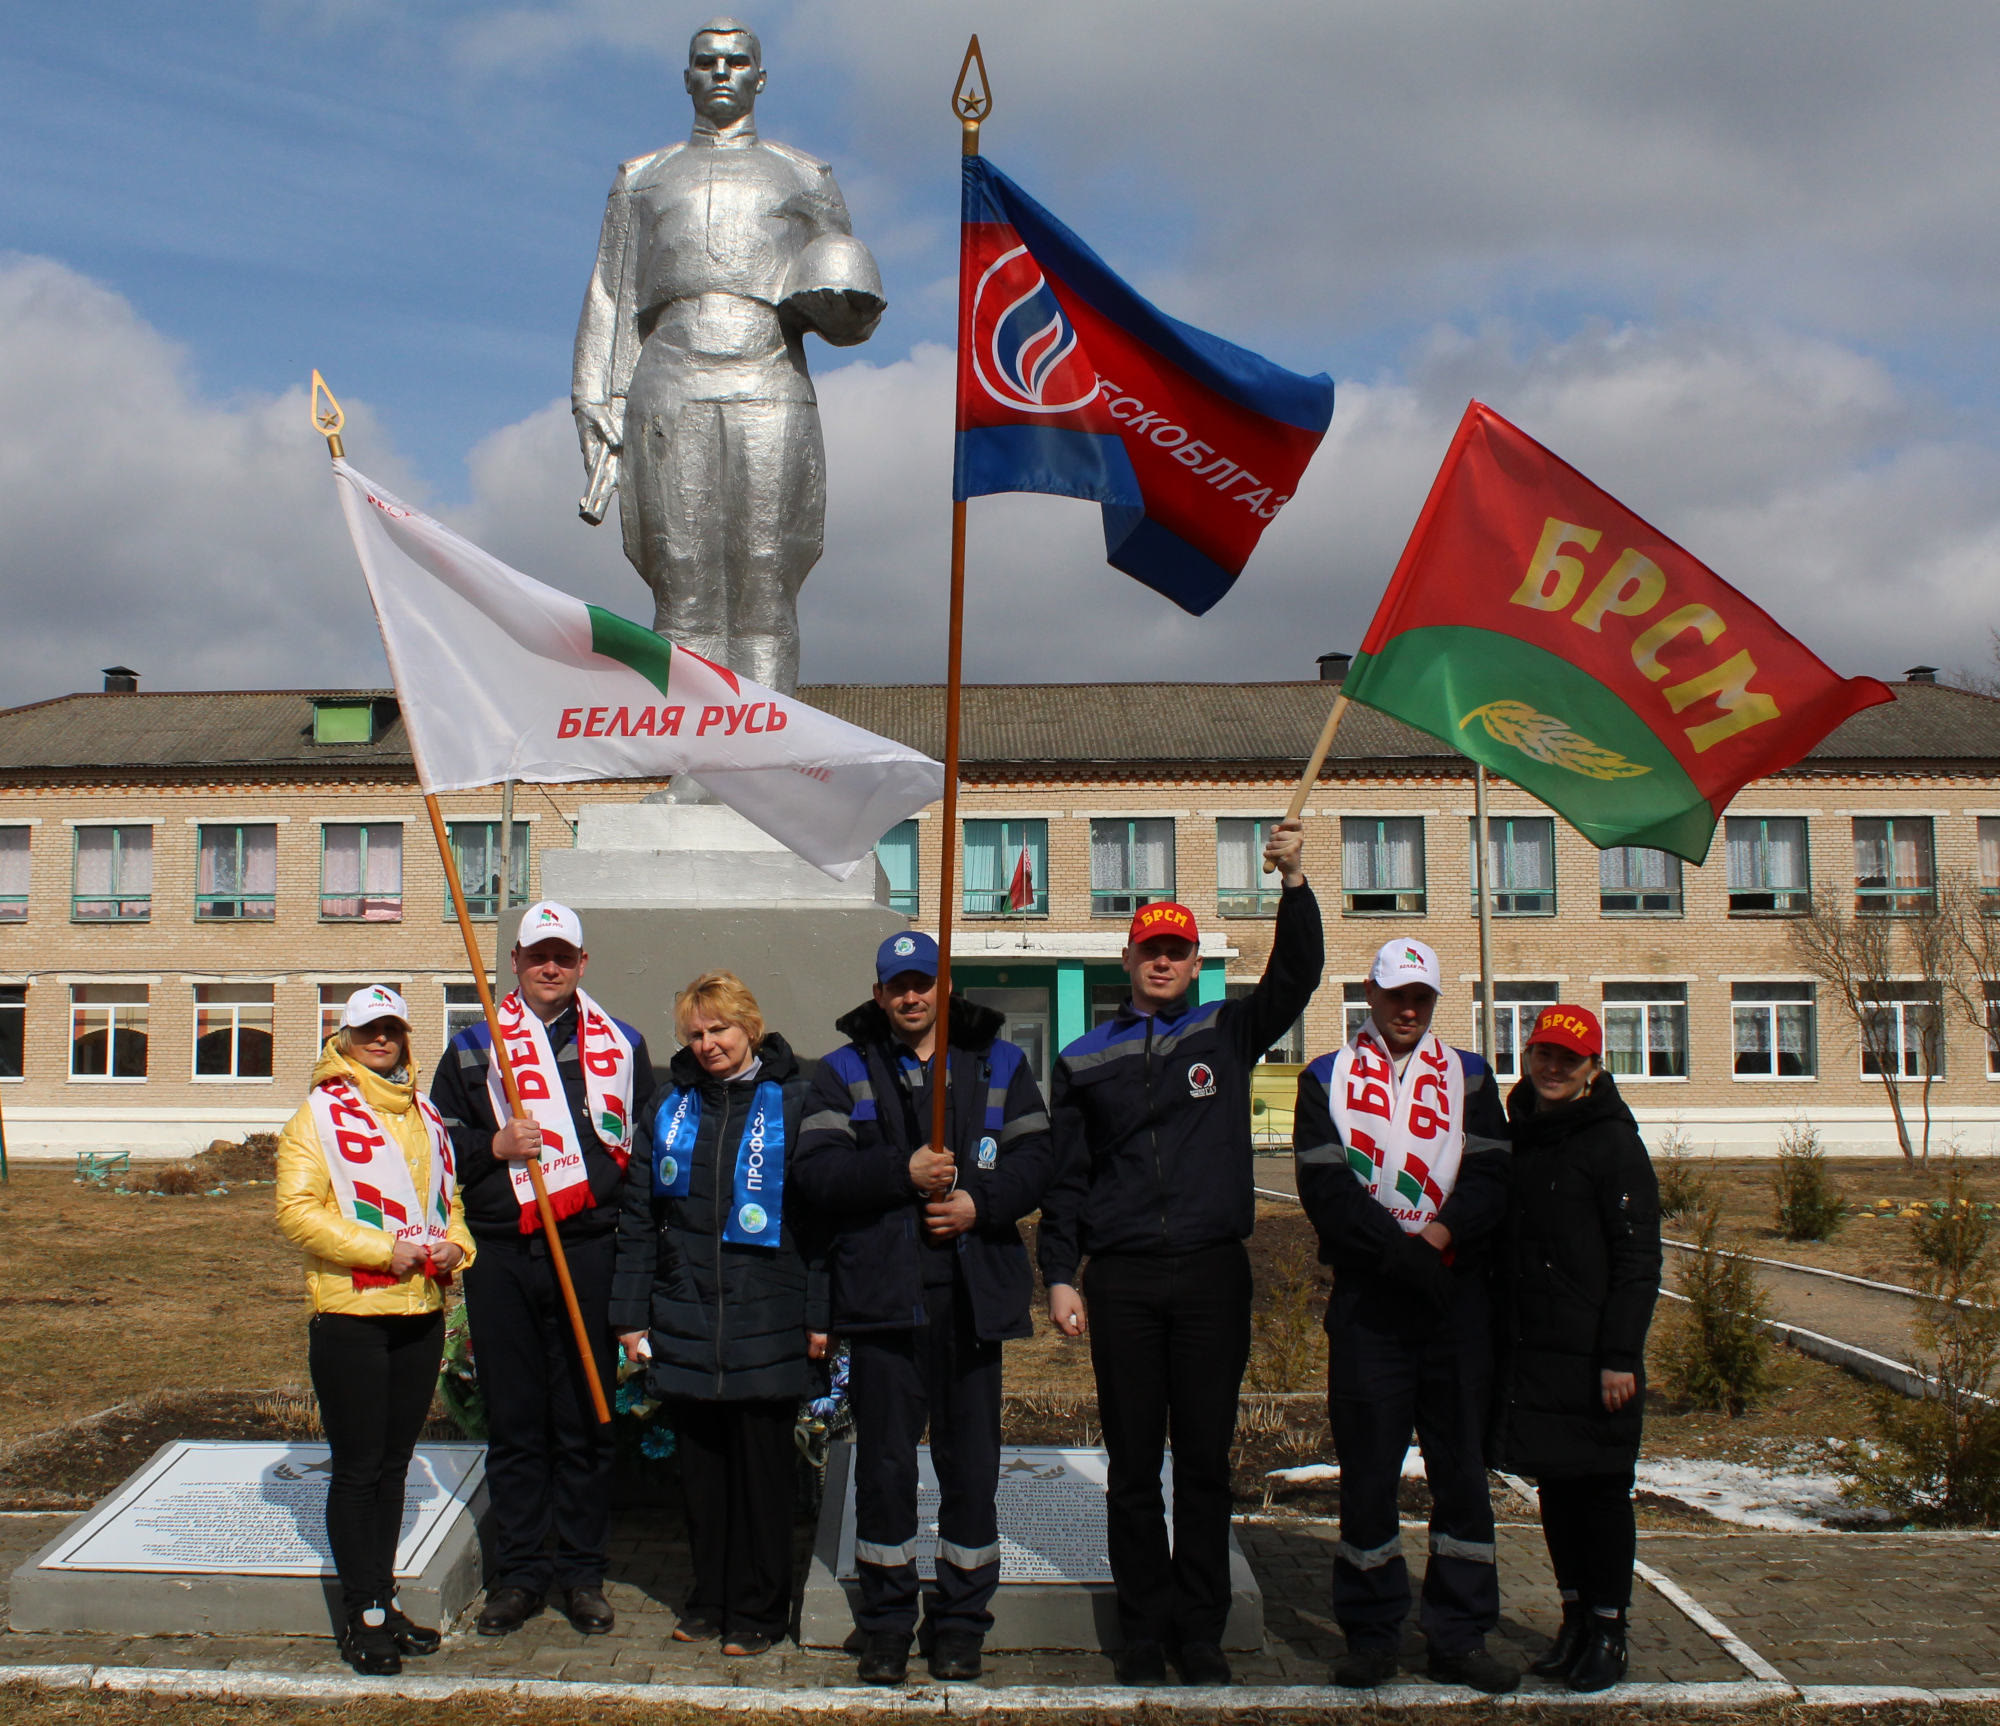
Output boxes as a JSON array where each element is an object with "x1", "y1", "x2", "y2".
[{"x1": 572, "y1": 17, "x2": 885, "y2": 696}]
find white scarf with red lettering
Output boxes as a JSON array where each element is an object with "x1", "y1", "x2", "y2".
[
  {"x1": 485, "y1": 987, "x2": 635, "y2": 1234},
  {"x1": 308, "y1": 1074, "x2": 456, "y2": 1288},
  {"x1": 1326, "y1": 1023, "x2": 1465, "y2": 1234}
]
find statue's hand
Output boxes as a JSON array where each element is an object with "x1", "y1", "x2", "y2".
[{"x1": 573, "y1": 400, "x2": 622, "y2": 463}]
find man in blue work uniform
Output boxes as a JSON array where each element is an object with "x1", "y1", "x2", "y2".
[
  {"x1": 1038, "y1": 816, "x2": 1321, "y2": 1688},
  {"x1": 792, "y1": 932, "x2": 1055, "y2": 1686}
]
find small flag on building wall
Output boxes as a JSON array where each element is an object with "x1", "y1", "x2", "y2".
[
  {"x1": 1007, "y1": 835, "x2": 1035, "y2": 912},
  {"x1": 329, "y1": 461, "x2": 943, "y2": 878}
]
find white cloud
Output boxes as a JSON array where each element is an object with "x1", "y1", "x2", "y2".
[{"x1": 0, "y1": 252, "x2": 1992, "y2": 715}]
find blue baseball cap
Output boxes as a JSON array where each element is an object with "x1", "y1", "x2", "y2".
[{"x1": 876, "y1": 930, "x2": 939, "y2": 984}]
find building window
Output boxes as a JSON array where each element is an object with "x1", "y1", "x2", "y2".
[
  {"x1": 1860, "y1": 985, "x2": 1944, "y2": 1079},
  {"x1": 321, "y1": 823, "x2": 403, "y2": 921},
  {"x1": 0, "y1": 828, "x2": 29, "y2": 921},
  {"x1": 1726, "y1": 816, "x2": 1809, "y2": 915},
  {"x1": 1342, "y1": 817, "x2": 1425, "y2": 914},
  {"x1": 1225, "y1": 982, "x2": 1306, "y2": 1062},
  {"x1": 1473, "y1": 982, "x2": 1562, "y2": 1079},
  {"x1": 1090, "y1": 983, "x2": 1128, "y2": 1028},
  {"x1": 1600, "y1": 847, "x2": 1681, "y2": 916},
  {"x1": 1216, "y1": 818, "x2": 1283, "y2": 917},
  {"x1": 70, "y1": 983, "x2": 148, "y2": 1080},
  {"x1": 445, "y1": 821, "x2": 528, "y2": 920},
  {"x1": 963, "y1": 819, "x2": 1047, "y2": 917},
  {"x1": 1733, "y1": 983, "x2": 1816, "y2": 1078},
  {"x1": 1986, "y1": 983, "x2": 1999, "y2": 1078},
  {"x1": 1090, "y1": 819, "x2": 1175, "y2": 918},
  {"x1": 73, "y1": 826, "x2": 153, "y2": 922},
  {"x1": 0, "y1": 984, "x2": 23, "y2": 1078},
  {"x1": 445, "y1": 983, "x2": 486, "y2": 1046},
  {"x1": 312, "y1": 699, "x2": 377, "y2": 744},
  {"x1": 1473, "y1": 816, "x2": 1556, "y2": 915},
  {"x1": 1980, "y1": 818, "x2": 2000, "y2": 912},
  {"x1": 1603, "y1": 981, "x2": 1688, "y2": 1080},
  {"x1": 196, "y1": 823, "x2": 277, "y2": 921},
  {"x1": 1854, "y1": 817, "x2": 1935, "y2": 915},
  {"x1": 876, "y1": 820, "x2": 919, "y2": 916},
  {"x1": 1342, "y1": 982, "x2": 1371, "y2": 1043},
  {"x1": 193, "y1": 984, "x2": 275, "y2": 1081}
]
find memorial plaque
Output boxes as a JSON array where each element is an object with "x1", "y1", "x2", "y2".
[
  {"x1": 39, "y1": 1440, "x2": 482, "y2": 1577},
  {"x1": 835, "y1": 1445, "x2": 1174, "y2": 1584}
]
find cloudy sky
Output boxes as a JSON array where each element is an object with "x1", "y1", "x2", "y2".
[{"x1": 4, "y1": 1, "x2": 1997, "y2": 708}]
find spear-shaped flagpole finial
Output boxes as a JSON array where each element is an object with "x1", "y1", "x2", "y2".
[
  {"x1": 952, "y1": 34, "x2": 991, "y2": 156},
  {"x1": 310, "y1": 369, "x2": 346, "y2": 460}
]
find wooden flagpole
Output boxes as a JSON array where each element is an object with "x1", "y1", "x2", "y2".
[
  {"x1": 312, "y1": 374, "x2": 610, "y2": 1425},
  {"x1": 928, "y1": 36, "x2": 991, "y2": 1160}
]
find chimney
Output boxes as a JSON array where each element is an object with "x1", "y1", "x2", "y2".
[
  {"x1": 1316, "y1": 651, "x2": 1352, "y2": 685},
  {"x1": 1904, "y1": 665, "x2": 1938, "y2": 684},
  {"x1": 101, "y1": 666, "x2": 139, "y2": 693}
]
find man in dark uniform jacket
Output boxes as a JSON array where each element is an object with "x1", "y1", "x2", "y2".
[
  {"x1": 431, "y1": 901, "x2": 656, "y2": 1637},
  {"x1": 1038, "y1": 816, "x2": 1321, "y2": 1688},
  {"x1": 792, "y1": 931, "x2": 1055, "y2": 1686}
]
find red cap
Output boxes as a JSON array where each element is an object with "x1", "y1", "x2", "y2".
[
  {"x1": 1525, "y1": 1004, "x2": 1603, "y2": 1058},
  {"x1": 1128, "y1": 900, "x2": 1199, "y2": 946}
]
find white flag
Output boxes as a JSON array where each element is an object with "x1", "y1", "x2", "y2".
[{"x1": 330, "y1": 460, "x2": 942, "y2": 878}]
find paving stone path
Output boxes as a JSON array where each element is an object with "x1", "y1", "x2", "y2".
[{"x1": 9, "y1": 1502, "x2": 2000, "y2": 1694}]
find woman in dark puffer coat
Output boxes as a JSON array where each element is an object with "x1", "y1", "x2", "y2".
[
  {"x1": 611, "y1": 971, "x2": 825, "y2": 1658},
  {"x1": 1494, "y1": 1004, "x2": 1661, "y2": 1694}
]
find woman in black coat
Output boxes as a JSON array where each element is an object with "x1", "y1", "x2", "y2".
[
  {"x1": 1494, "y1": 1005, "x2": 1661, "y2": 1693},
  {"x1": 611, "y1": 971, "x2": 825, "y2": 1657}
]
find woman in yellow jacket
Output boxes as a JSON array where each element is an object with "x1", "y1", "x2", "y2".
[{"x1": 276, "y1": 986, "x2": 475, "y2": 1676}]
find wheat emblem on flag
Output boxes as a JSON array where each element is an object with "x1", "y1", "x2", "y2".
[{"x1": 1458, "y1": 701, "x2": 1652, "y2": 782}]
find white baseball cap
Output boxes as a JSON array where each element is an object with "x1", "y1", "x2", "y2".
[
  {"x1": 342, "y1": 984, "x2": 411, "y2": 1028},
  {"x1": 516, "y1": 900, "x2": 584, "y2": 951},
  {"x1": 1368, "y1": 937, "x2": 1442, "y2": 994}
]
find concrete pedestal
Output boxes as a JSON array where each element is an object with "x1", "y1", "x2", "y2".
[
  {"x1": 537, "y1": 803, "x2": 908, "y2": 1059},
  {"x1": 799, "y1": 1441, "x2": 1263, "y2": 1653},
  {"x1": 9, "y1": 1441, "x2": 489, "y2": 1638}
]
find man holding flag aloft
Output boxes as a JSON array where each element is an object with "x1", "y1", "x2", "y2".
[
  {"x1": 432, "y1": 901, "x2": 658, "y2": 1638},
  {"x1": 1292, "y1": 939, "x2": 1514, "y2": 1692}
]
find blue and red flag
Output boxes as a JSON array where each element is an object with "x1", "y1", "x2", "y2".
[{"x1": 954, "y1": 156, "x2": 1336, "y2": 616}]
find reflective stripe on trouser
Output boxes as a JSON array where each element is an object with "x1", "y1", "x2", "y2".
[
  {"x1": 848, "y1": 1278, "x2": 1004, "y2": 1637},
  {"x1": 1326, "y1": 1288, "x2": 1498, "y2": 1654}
]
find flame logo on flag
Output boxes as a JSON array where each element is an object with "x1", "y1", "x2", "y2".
[{"x1": 971, "y1": 244, "x2": 1099, "y2": 414}]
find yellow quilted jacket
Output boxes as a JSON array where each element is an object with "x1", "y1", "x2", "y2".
[{"x1": 275, "y1": 1039, "x2": 476, "y2": 1317}]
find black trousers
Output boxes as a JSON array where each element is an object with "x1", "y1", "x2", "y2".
[
  {"x1": 849, "y1": 1277, "x2": 1004, "y2": 1638},
  {"x1": 307, "y1": 1309, "x2": 444, "y2": 1616},
  {"x1": 668, "y1": 1396, "x2": 799, "y2": 1639},
  {"x1": 1084, "y1": 1241, "x2": 1251, "y2": 1648},
  {"x1": 461, "y1": 1229, "x2": 618, "y2": 1594},
  {"x1": 1539, "y1": 1469, "x2": 1636, "y2": 1612},
  {"x1": 1326, "y1": 1290, "x2": 1498, "y2": 1654}
]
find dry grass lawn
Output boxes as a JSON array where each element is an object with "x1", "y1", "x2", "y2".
[{"x1": 0, "y1": 1167, "x2": 310, "y2": 1445}]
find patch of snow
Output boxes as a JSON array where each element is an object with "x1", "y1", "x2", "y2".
[
  {"x1": 1267, "y1": 1449, "x2": 1427, "y2": 1484},
  {"x1": 1635, "y1": 1458, "x2": 1890, "y2": 1531}
]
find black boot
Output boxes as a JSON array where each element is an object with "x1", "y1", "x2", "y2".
[
  {"x1": 1529, "y1": 1601, "x2": 1589, "y2": 1679},
  {"x1": 339, "y1": 1602, "x2": 402, "y2": 1677},
  {"x1": 384, "y1": 1598, "x2": 441, "y2": 1656},
  {"x1": 1567, "y1": 1612, "x2": 1629, "y2": 1693}
]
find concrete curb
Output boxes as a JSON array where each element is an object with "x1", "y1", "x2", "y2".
[{"x1": 9, "y1": 1662, "x2": 2000, "y2": 1710}]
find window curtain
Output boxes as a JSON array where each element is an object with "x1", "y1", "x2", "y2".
[
  {"x1": 1493, "y1": 821, "x2": 1552, "y2": 891},
  {"x1": 963, "y1": 825, "x2": 1001, "y2": 900},
  {"x1": 75, "y1": 829, "x2": 114, "y2": 898},
  {"x1": 1131, "y1": 820, "x2": 1172, "y2": 891},
  {"x1": 1090, "y1": 824, "x2": 1127, "y2": 891},
  {"x1": 1217, "y1": 823, "x2": 1257, "y2": 895},
  {"x1": 1601, "y1": 847, "x2": 1673, "y2": 890},
  {"x1": 0, "y1": 829, "x2": 28, "y2": 899}
]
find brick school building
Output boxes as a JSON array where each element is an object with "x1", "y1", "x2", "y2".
[{"x1": 0, "y1": 661, "x2": 1995, "y2": 1158}]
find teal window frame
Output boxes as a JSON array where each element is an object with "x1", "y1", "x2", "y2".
[
  {"x1": 962, "y1": 819, "x2": 1048, "y2": 918},
  {"x1": 444, "y1": 821, "x2": 529, "y2": 921},
  {"x1": 876, "y1": 819, "x2": 919, "y2": 916},
  {"x1": 1472, "y1": 816, "x2": 1556, "y2": 916},
  {"x1": 1089, "y1": 818, "x2": 1175, "y2": 919},
  {"x1": 194, "y1": 824, "x2": 276, "y2": 922},
  {"x1": 1216, "y1": 818, "x2": 1283, "y2": 917}
]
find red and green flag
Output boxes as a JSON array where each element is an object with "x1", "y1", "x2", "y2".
[{"x1": 1344, "y1": 402, "x2": 1895, "y2": 863}]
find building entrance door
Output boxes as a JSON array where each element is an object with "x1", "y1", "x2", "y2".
[{"x1": 963, "y1": 987, "x2": 1051, "y2": 1096}]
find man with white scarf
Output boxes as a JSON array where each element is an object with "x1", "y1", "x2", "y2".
[
  {"x1": 1293, "y1": 938, "x2": 1514, "y2": 1694},
  {"x1": 432, "y1": 901, "x2": 657, "y2": 1638}
]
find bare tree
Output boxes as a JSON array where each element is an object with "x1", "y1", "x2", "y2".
[
  {"x1": 1945, "y1": 628, "x2": 2000, "y2": 699},
  {"x1": 1789, "y1": 883, "x2": 1956, "y2": 1162},
  {"x1": 1940, "y1": 869, "x2": 2000, "y2": 1085}
]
